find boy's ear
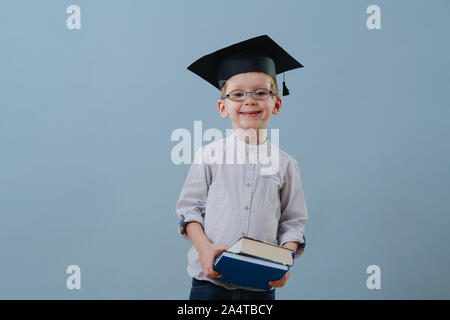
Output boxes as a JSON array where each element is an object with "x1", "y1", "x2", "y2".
[
  {"x1": 218, "y1": 100, "x2": 229, "y2": 118},
  {"x1": 272, "y1": 96, "x2": 282, "y2": 115}
]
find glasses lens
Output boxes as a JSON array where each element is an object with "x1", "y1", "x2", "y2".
[
  {"x1": 229, "y1": 90, "x2": 247, "y2": 101},
  {"x1": 253, "y1": 88, "x2": 270, "y2": 99}
]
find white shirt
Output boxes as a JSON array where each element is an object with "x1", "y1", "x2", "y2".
[{"x1": 176, "y1": 132, "x2": 308, "y2": 291}]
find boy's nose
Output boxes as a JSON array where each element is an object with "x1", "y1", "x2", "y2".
[{"x1": 243, "y1": 94, "x2": 257, "y2": 104}]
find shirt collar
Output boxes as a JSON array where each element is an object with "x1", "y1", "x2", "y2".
[{"x1": 227, "y1": 130, "x2": 270, "y2": 154}]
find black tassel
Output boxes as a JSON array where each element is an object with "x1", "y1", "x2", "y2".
[
  {"x1": 282, "y1": 81, "x2": 290, "y2": 96},
  {"x1": 282, "y1": 73, "x2": 290, "y2": 96}
]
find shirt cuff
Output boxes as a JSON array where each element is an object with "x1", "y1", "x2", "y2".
[
  {"x1": 178, "y1": 214, "x2": 204, "y2": 242},
  {"x1": 279, "y1": 234, "x2": 306, "y2": 259}
]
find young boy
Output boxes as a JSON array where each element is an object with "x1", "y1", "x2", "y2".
[{"x1": 176, "y1": 35, "x2": 308, "y2": 300}]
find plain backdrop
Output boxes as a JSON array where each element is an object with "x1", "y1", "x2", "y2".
[{"x1": 0, "y1": 0, "x2": 449, "y2": 299}]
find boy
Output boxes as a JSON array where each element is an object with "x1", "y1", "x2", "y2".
[{"x1": 176, "y1": 35, "x2": 308, "y2": 300}]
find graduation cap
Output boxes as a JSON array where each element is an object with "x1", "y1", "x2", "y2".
[{"x1": 187, "y1": 35, "x2": 303, "y2": 96}]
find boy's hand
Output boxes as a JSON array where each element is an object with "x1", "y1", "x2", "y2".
[
  {"x1": 197, "y1": 242, "x2": 228, "y2": 279},
  {"x1": 268, "y1": 241, "x2": 298, "y2": 287},
  {"x1": 268, "y1": 269, "x2": 291, "y2": 288}
]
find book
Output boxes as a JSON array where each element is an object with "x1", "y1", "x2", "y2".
[
  {"x1": 227, "y1": 236, "x2": 295, "y2": 266},
  {"x1": 213, "y1": 251, "x2": 289, "y2": 291}
]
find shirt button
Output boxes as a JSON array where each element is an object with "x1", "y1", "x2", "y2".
[
  {"x1": 244, "y1": 205, "x2": 249, "y2": 210},
  {"x1": 246, "y1": 183, "x2": 251, "y2": 187}
]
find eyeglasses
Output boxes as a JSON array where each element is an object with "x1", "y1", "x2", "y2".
[{"x1": 221, "y1": 88, "x2": 277, "y2": 101}]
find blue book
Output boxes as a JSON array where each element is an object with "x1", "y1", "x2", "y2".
[{"x1": 213, "y1": 251, "x2": 289, "y2": 291}]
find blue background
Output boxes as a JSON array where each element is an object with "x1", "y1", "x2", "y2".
[{"x1": 1, "y1": 0, "x2": 449, "y2": 299}]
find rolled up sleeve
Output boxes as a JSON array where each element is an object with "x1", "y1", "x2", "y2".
[
  {"x1": 175, "y1": 149, "x2": 211, "y2": 242},
  {"x1": 278, "y1": 159, "x2": 308, "y2": 259}
]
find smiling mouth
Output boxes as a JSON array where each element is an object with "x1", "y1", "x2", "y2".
[{"x1": 239, "y1": 111, "x2": 262, "y2": 117}]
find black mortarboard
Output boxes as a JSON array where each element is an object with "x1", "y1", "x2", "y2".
[{"x1": 187, "y1": 35, "x2": 303, "y2": 96}]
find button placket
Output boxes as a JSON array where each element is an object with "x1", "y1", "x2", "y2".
[
  {"x1": 248, "y1": 148, "x2": 257, "y2": 165},
  {"x1": 240, "y1": 163, "x2": 255, "y2": 237}
]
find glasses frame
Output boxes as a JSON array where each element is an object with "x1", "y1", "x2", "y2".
[{"x1": 221, "y1": 88, "x2": 278, "y2": 101}]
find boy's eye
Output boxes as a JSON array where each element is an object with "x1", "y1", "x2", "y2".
[
  {"x1": 254, "y1": 89, "x2": 270, "y2": 98},
  {"x1": 231, "y1": 91, "x2": 245, "y2": 98}
]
